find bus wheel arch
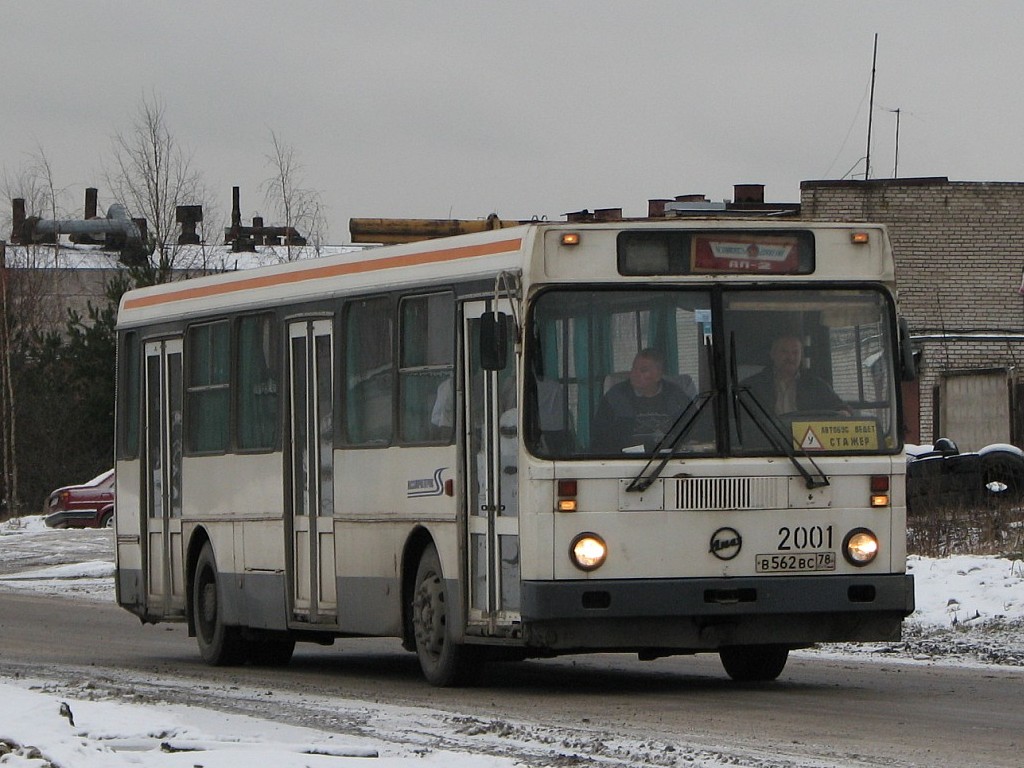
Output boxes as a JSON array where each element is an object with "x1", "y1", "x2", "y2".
[
  {"x1": 400, "y1": 527, "x2": 435, "y2": 652},
  {"x1": 404, "y1": 531, "x2": 479, "y2": 686},
  {"x1": 191, "y1": 536, "x2": 247, "y2": 665},
  {"x1": 184, "y1": 528, "x2": 213, "y2": 638}
]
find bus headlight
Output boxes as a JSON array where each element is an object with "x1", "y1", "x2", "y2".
[
  {"x1": 569, "y1": 533, "x2": 607, "y2": 571},
  {"x1": 843, "y1": 528, "x2": 879, "y2": 566}
]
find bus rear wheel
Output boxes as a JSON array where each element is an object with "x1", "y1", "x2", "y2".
[
  {"x1": 193, "y1": 542, "x2": 247, "y2": 666},
  {"x1": 411, "y1": 543, "x2": 478, "y2": 686},
  {"x1": 719, "y1": 645, "x2": 789, "y2": 682}
]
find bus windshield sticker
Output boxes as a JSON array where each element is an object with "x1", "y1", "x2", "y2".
[
  {"x1": 791, "y1": 420, "x2": 879, "y2": 451},
  {"x1": 691, "y1": 234, "x2": 801, "y2": 274}
]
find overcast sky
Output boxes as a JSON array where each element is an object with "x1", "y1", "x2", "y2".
[{"x1": 4, "y1": 1, "x2": 1023, "y2": 243}]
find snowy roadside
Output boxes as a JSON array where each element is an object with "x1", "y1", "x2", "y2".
[
  {"x1": 1, "y1": 514, "x2": 1023, "y2": 767},
  {"x1": 804, "y1": 553, "x2": 1024, "y2": 667}
]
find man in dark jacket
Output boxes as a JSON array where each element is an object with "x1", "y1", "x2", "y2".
[
  {"x1": 591, "y1": 349, "x2": 693, "y2": 453},
  {"x1": 740, "y1": 335, "x2": 848, "y2": 416}
]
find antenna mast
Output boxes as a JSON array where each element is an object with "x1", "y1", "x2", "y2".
[
  {"x1": 865, "y1": 33, "x2": 878, "y2": 180},
  {"x1": 891, "y1": 107, "x2": 901, "y2": 177}
]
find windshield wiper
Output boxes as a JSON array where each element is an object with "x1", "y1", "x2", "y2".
[
  {"x1": 732, "y1": 385, "x2": 827, "y2": 488},
  {"x1": 729, "y1": 344, "x2": 829, "y2": 490},
  {"x1": 626, "y1": 391, "x2": 714, "y2": 493}
]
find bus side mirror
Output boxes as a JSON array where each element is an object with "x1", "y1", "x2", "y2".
[
  {"x1": 898, "y1": 317, "x2": 917, "y2": 382},
  {"x1": 479, "y1": 312, "x2": 508, "y2": 371}
]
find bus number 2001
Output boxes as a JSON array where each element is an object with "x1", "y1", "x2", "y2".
[{"x1": 778, "y1": 525, "x2": 833, "y2": 551}]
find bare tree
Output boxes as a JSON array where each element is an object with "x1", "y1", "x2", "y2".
[
  {"x1": 261, "y1": 130, "x2": 327, "y2": 261},
  {"x1": 105, "y1": 94, "x2": 214, "y2": 278},
  {"x1": 2, "y1": 145, "x2": 70, "y2": 247}
]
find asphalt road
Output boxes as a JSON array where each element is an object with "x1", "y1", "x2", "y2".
[{"x1": 0, "y1": 591, "x2": 1021, "y2": 767}]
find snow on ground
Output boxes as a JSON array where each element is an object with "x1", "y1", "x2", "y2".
[
  {"x1": 0, "y1": 514, "x2": 1022, "y2": 767},
  {"x1": 908, "y1": 553, "x2": 1024, "y2": 626},
  {"x1": 0, "y1": 680, "x2": 441, "y2": 768}
]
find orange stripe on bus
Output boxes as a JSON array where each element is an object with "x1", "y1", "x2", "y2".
[{"x1": 122, "y1": 237, "x2": 524, "y2": 310}]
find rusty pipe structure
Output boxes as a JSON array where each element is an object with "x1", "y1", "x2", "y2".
[
  {"x1": 350, "y1": 214, "x2": 523, "y2": 244},
  {"x1": 32, "y1": 203, "x2": 142, "y2": 244}
]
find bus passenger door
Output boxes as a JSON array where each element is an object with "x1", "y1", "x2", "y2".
[
  {"x1": 464, "y1": 301, "x2": 520, "y2": 633},
  {"x1": 143, "y1": 338, "x2": 185, "y2": 616},
  {"x1": 287, "y1": 319, "x2": 337, "y2": 625}
]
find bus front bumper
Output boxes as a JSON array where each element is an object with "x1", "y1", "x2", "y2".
[{"x1": 519, "y1": 574, "x2": 915, "y2": 652}]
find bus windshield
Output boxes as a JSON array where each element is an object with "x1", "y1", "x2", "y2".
[{"x1": 525, "y1": 286, "x2": 900, "y2": 459}]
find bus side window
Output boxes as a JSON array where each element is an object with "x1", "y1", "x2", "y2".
[
  {"x1": 237, "y1": 313, "x2": 278, "y2": 451},
  {"x1": 399, "y1": 292, "x2": 454, "y2": 444},
  {"x1": 186, "y1": 320, "x2": 230, "y2": 453},
  {"x1": 344, "y1": 297, "x2": 394, "y2": 445}
]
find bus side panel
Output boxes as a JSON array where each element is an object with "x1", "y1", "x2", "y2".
[
  {"x1": 114, "y1": 458, "x2": 144, "y2": 614},
  {"x1": 334, "y1": 448, "x2": 459, "y2": 637},
  {"x1": 238, "y1": 519, "x2": 290, "y2": 630},
  {"x1": 183, "y1": 454, "x2": 282, "y2": 518},
  {"x1": 182, "y1": 454, "x2": 288, "y2": 629},
  {"x1": 520, "y1": 470, "x2": 555, "y2": 581},
  {"x1": 333, "y1": 520, "x2": 462, "y2": 637},
  {"x1": 333, "y1": 450, "x2": 458, "y2": 638},
  {"x1": 890, "y1": 473, "x2": 909, "y2": 565},
  {"x1": 335, "y1": 520, "x2": 409, "y2": 636}
]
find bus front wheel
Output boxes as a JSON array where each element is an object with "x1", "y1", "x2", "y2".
[
  {"x1": 719, "y1": 645, "x2": 789, "y2": 682},
  {"x1": 193, "y1": 542, "x2": 247, "y2": 666},
  {"x1": 411, "y1": 543, "x2": 478, "y2": 686}
]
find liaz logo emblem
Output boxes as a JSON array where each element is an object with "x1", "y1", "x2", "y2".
[
  {"x1": 407, "y1": 468, "x2": 447, "y2": 498},
  {"x1": 709, "y1": 527, "x2": 742, "y2": 560}
]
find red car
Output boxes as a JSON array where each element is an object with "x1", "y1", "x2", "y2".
[{"x1": 43, "y1": 469, "x2": 115, "y2": 529}]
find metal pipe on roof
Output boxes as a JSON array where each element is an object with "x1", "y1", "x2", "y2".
[{"x1": 33, "y1": 203, "x2": 141, "y2": 242}]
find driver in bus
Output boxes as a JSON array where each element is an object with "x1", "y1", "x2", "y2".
[
  {"x1": 740, "y1": 334, "x2": 850, "y2": 416},
  {"x1": 591, "y1": 348, "x2": 695, "y2": 453}
]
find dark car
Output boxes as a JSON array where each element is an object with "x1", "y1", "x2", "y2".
[
  {"x1": 43, "y1": 469, "x2": 115, "y2": 529},
  {"x1": 906, "y1": 439, "x2": 1024, "y2": 513}
]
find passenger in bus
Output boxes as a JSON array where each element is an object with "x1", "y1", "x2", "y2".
[
  {"x1": 739, "y1": 334, "x2": 849, "y2": 416},
  {"x1": 430, "y1": 373, "x2": 516, "y2": 432},
  {"x1": 430, "y1": 376, "x2": 454, "y2": 431},
  {"x1": 591, "y1": 348, "x2": 694, "y2": 453}
]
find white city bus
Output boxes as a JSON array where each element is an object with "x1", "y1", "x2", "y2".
[{"x1": 114, "y1": 217, "x2": 915, "y2": 684}]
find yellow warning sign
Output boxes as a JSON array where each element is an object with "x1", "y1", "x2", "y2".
[
  {"x1": 790, "y1": 420, "x2": 879, "y2": 451},
  {"x1": 800, "y1": 426, "x2": 824, "y2": 450}
]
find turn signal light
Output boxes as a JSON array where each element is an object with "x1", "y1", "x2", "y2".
[
  {"x1": 561, "y1": 232, "x2": 581, "y2": 246},
  {"x1": 870, "y1": 475, "x2": 889, "y2": 507},
  {"x1": 851, "y1": 231, "x2": 870, "y2": 244},
  {"x1": 557, "y1": 479, "x2": 578, "y2": 512}
]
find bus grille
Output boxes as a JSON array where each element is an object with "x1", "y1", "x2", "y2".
[{"x1": 673, "y1": 476, "x2": 785, "y2": 511}]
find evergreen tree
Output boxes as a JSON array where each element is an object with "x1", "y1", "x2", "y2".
[{"x1": 11, "y1": 266, "x2": 153, "y2": 514}]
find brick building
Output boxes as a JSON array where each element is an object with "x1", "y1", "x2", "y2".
[{"x1": 801, "y1": 177, "x2": 1024, "y2": 447}]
